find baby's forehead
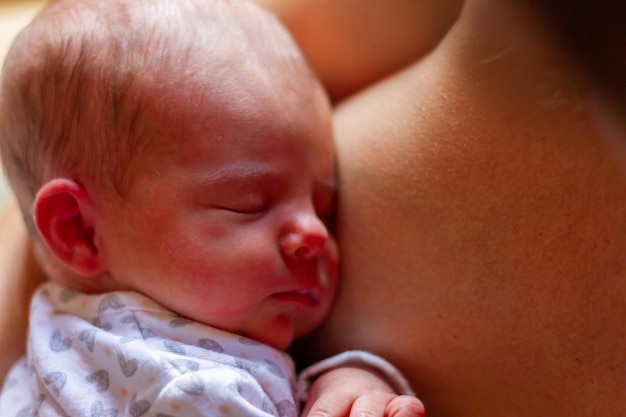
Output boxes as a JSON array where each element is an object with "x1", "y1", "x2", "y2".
[{"x1": 58, "y1": 0, "x2": 321, "y2": 141}]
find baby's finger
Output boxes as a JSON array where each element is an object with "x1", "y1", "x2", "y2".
[
  {"x1": 385, "y1": 395, "x2": 425, "y2": 417},
  {"x1": 348, "y1": 391, "x2": 395, "y2": 417},
  {"x1": 302, "y1": 390, "x2": 353, "y2": 417}
]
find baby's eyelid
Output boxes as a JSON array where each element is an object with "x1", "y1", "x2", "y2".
[
  {"x1": 219, "y1": 204, "x2": 267, "y2": 215},
  {"x1": 214, "y1": 197, "x2": 268, "y2": 215}
]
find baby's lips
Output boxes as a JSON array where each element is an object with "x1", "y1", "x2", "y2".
[{"x1": 271, "y1": 286, "x2": 320, "y2": 307}]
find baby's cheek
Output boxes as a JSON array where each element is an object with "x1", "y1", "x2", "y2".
[{"x1": 202, "y1": 223, "x2": 227, "y2": 239}]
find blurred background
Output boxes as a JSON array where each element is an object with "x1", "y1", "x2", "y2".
[{"x1": 0, "y1": 0, "x2": 45, "y2": 209}]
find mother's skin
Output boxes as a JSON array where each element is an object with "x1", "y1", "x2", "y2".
[
  {"x1": 2, "y1": 0, "x2": 626, "y2": 416},
  {"x1": 266, "y1": 0, "x2": 626, "y2": 416}
]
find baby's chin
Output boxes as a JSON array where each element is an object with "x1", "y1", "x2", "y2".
[{"x1": 244, "y1": 314, "x2": 298, "y2": 351}]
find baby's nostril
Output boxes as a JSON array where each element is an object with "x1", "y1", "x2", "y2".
[{"x1": 294, "y1": 247, "x2": 311, "y2": 258}]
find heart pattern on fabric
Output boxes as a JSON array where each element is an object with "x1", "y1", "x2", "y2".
[
  {"x1": 264, "y1": 359, "x2": 285, "y2": 378},
  {"x1": 91, "y1": 400, "x2": 119, "y2": 417},
  {"x1": 43, "y1": 371, "x2": 67, "y2": 397},
  {"x1": 129, "y1": 393, "x2": 151, "y2": 417},
  {"x1": 21, "y1": 286, "x2": 300, "y2": 417},
  {"x1": 169, "y1": 317, "x2": 193, "y2": 328},
  {"x1": 86, "y1": 370, "x2": 110, "y2": 393},
  {"x1": 98, "y1": 294, "x2": 126, "y2": 313},
  {"x1": 92, "y1": 318, "x2": 113, "y2": 331},
  {"x1": 163, "y1": 340, "x2": 186, "y2": 356},
  {"x1": 277, "y1": 400, "x2": 297, "y2": 417},
  {"x1": 79, "y1": 329, "x2": 97, "y2": 352},
  {"x1": 50, "y1": 329, "x2": 72, "y2": 352},
  {"x1": 118, "y1": 353, "x2": 139, "y2": 377},
  {"x1": 120, "y1": 314, "x2": 157, "y2": 341},
  {"x1": 235, "y1": 358, "x2": 252, "y2": 373},
  {"x1": 198, "y1": 338, "x2": 224, "y2": 353},
  {"x1": 59, "y1": 288, "x2": 79, "y2": 303}
]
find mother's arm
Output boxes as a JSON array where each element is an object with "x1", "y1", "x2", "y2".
[{"x1": 0, "y1": 198, "x2": 46, "y2": 384}]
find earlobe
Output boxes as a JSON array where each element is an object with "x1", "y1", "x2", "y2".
[{"x1": 34, "y1": 179, "x2": 105, "y2": 277}]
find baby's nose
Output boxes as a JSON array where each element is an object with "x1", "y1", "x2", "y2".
[{"x1": 280, "y1": 214, "x2": 328, "y2": 260}]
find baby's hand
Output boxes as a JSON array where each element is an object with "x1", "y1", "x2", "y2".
[{"x1": 301, "y1": 365, "x2": 425, "y2": 417}]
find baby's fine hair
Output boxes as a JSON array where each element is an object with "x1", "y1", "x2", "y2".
[{"x1": 0, "y1": 0, "x2": 308, "y2": 231}]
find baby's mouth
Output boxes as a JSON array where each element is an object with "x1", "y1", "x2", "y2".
[
  {"x1": 271, "y1": 287, "x2": 321, "y2": 307},
  {"x1": 271, "y1": 259, "x2": 331, "y2": 306}
]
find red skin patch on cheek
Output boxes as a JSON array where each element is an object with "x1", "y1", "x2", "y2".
[{"x1": 204, "y1": 224, "x2": 226, "y2": 239}]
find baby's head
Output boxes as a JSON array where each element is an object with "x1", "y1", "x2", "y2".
[
  {"x1": 1, "y1": 0, "x2": 318, "y2": 226},
  {"x1": 0, "y1": 0, "x2": 337, "y2": 349}
]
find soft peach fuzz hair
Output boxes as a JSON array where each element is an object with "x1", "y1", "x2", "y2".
[{"x1": 0, "y1": 0, "x2": 312, "y2": 233}]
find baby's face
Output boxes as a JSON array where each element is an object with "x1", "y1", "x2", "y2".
[{"x1": 96, "y1": 62, "x2": 337, "y2": 350}]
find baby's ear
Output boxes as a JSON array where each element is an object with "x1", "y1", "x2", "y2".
[{"x1": 33, "y1": 179, "x2": 106, "y2": 277}]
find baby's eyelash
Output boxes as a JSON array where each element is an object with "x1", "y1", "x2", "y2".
[{"x1": 218, "y1": 204, "x2": 266, "y2": 215}]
